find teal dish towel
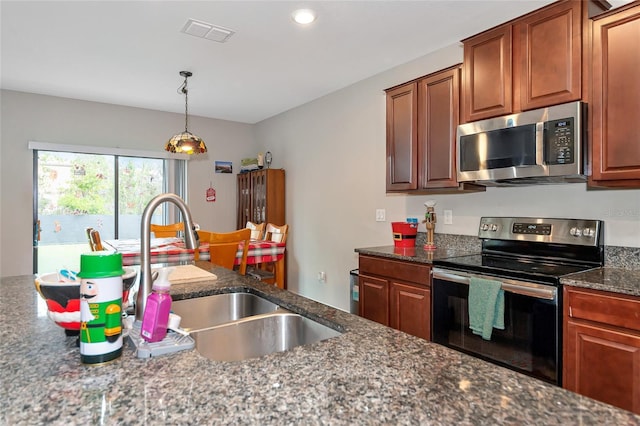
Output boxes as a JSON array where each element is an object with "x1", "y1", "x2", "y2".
[{"x1": 468, "y1": 277, "x2": 505, "y2": 340}]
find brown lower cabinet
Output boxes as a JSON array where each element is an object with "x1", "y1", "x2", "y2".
[
  {"x1": 358, "y1": 255, "x2": 431, "y2": 340},
  {"x1": 563, "y1": 286, "x2": 640, "y2": 414}
]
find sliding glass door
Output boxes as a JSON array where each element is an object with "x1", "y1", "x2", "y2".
[
  {"x1": 117, "y1": 156, "x2": 165, "y2": 239},
  {"x1": 34, "y1": 150, "x2": 168, "y2": 274}
]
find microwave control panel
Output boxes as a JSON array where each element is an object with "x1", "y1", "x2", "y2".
[{"x1": 544, "y1": 117, "x2": 575, "y2": 165}]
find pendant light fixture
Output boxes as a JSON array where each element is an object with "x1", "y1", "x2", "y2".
[{"x1": 165, "y1": 71, "x2": 207, "y2": 155}]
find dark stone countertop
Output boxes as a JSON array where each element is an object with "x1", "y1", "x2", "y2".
[
  {"x1": 2, "y1": 265, "x2": 639, "y2": 425},
  {"x1": 357, "y1": 244, "x2": 640, "y2": 298},
  {"x1": 355, "y1": 245, "x2": 476, "y2": 265},
  {"x1": 560, "y1": 267, "x2": 640, "y2": 297}
]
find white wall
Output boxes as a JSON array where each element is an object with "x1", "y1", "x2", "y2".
[
  {"x1": 0, "y1": 90, "x2": 257, "y2": 277},
  {"x1": 3, "y1": 42, "x2": 639, "y2": 311},
  {"x1": 255, "y1": 42, "x2": 640, "y2": 311}
]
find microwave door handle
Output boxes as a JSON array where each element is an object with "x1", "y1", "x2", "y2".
[
  {"x1": 536, "y1": 122, "x2": 544, "y2": 165},
  {"x1": 432, "y1": 268, "x2": 557, "y2": 301}
]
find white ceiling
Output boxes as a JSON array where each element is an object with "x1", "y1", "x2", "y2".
[{"x1": 0, "y1": 1, "x2": 629, "y2": 124}]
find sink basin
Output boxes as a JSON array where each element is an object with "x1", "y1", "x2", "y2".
[
  {"x1": 190, "y1": 311, "x2": 342, "y2": 362},
  {"x1": 171, "y1": 292, "x2": 343, "y2": 361},
  {"x1": 172, "y1": 292, "x2": 280, "y2": 331}
]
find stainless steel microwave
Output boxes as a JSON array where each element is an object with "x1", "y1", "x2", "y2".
[{"x1": 456, "y1": 101, "x2": 586, "y2": 186}]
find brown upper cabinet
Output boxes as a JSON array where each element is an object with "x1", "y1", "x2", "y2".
[
  {"x1": 462, "y1": 25, "x2": 513, "y2": 123},
  {"x1": 386, "y1": 82, "x2": 417, "y2": 191},
  {"x1": 386, "y1": 65, "x2": 484, "y2": 193},
  {"x1": 417, "y1": 67, "x2": 460, "y2": 189},
  {"x1": 590, "y1": 1, "x2": 640, "y2": 187},
  {"x1": 462, "y1": 0, "x2": 610, "y2": 123}
]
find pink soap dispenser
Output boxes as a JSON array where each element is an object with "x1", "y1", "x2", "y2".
[{"x1": 140, "y1": 267, "x2": 173, "y2": 342}]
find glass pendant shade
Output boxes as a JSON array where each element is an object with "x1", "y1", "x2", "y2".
[
  {"x1": 165, "y1": 132, "x2": 207, "y2": 154},
  {"x1": 165, "y1": 71, "x2": 207, "y2": 155}
]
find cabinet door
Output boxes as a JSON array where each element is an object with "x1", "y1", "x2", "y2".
[
  {"x1": 359, "y1": 274, "x2": 389, "y2": 326},
  {"x1": 591, "y1": 3, "x2": 640, "y2": 184},
  {"x1": 417, "y1": 66, "x2": 460, "y2": 189},
  {"x1": 236, "y1": 173, "x2": 251, "y2": 229},
  {"x1": 386, "y1": 82, "x2": 418, "y2": 191},
  {"x1": 564, "y1": 320, "x2": 640, "y2": 414},
  {"x1": 390, "y1": 281, "x2": 430, "y2": 340},
  {"x1": 250, "y1": 170, "x2": 266, "y2": 223},
  {"x1": 462, "y1": 24, "x2": 512, "y2": 123},
  {"x1": 514, "y1": 0, "x2": 581, "y2": 111}
]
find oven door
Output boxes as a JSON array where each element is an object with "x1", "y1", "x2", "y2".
[{"x1": 431, "y1": 268, "x2": 560, "y2": 385}]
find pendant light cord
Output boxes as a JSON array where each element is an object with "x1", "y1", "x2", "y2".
[{"x1": 178, "y1": 76, "x2": 189, "y2": 133}]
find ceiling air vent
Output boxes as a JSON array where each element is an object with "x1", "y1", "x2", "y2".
[{"x1": 181, "y1": 19, "x2": 235, "y2": 43}]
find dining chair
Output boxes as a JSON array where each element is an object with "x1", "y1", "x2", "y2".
[
  {"x1": 249, "y1": 223, "x2": 288, "y2": 286},
  {"x1": 245, "y1": 221, "x2": 265, "y2": 240},
  {"x1": 203, "y1": 228, "x2": 251, "y2": 275},
  {"x1": 86, "y1": 227, "x2": 95, "y2": 251},
  {"x1": 150, "y1": 223, "x2": 184, "y2": 238},
  {"x1": 87, "y1": 228, "x2": 104, "y2": 251},
  {"x1": 197, "y1": 230, "x2": 213, "y2": 243},
  {"x1": 264, "y1": 223, "x2": 288, "y2": 243}
]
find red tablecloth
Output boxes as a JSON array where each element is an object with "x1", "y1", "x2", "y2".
[{"x1": 105, "y1": 238, "x2": 285, "y2": 267}]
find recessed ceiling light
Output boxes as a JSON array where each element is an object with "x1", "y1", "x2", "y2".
[{"x1": 292, "y1": 9, "x2": 316, "y2": 25}]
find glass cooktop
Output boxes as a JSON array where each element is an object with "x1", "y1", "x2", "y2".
[{"x1": 433, "y1": 254, "x2": 596, "y2": 285}]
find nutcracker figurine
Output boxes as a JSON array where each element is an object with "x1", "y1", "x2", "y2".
[
  {"x1": 77, "y1": 252, "x2": 124, "y2": 364},
  {"x1": 423, "y1": 201, "x2": 437, "y2": 250}
]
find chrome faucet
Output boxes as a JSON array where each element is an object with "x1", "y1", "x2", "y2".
[{"x1": 135, "y1": 193, "x2": 198, "y2": 322}]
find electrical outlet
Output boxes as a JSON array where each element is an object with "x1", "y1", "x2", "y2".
[
  {"x1": 375, "y1": 209, "x2": 386, "y2": 222},
  {"x1": 444, "y1": 210, "x2": 453, "y2": 225},
  {"x1": 317, "y1": 271, "x2": 326, "y2": 282}
]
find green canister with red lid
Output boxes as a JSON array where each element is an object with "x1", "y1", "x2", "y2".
[{"x1": 77, "y1": 252, "x2": 125, "y2": 364}]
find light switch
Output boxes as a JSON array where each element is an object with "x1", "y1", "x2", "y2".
[{"x1": 376, "y1": 209, "x2": 386, "y2": 222}]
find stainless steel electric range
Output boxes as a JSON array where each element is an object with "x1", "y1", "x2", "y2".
[{"x1": 431, "y1": 217, "x2": 604, "y2": 385}]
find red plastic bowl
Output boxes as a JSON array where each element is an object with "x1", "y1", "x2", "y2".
[{"x1": 34, "y1": 267, "x2": 137, "y2": 331}]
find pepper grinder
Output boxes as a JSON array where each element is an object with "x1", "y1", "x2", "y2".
[{"x1": 423, "y1": 201, "x2": 437, "y2": 250}]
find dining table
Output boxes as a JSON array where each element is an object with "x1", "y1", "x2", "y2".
[{"x1": 104, "y1": 237, "x2": 287, "y2": 289}]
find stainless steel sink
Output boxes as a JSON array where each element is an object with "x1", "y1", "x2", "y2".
[
  {"x1": 190, "y1": 311, "x2": 342, "y2": 362},
  {"x1": 172, "y1": 292, "x2": 281, "y2": 331}
]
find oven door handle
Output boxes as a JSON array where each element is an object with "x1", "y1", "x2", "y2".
[{"x1": 432, "y1": 268, "x2": 557, "y2": 301}]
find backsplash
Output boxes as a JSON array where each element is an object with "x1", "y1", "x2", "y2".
[
  {"x1": 414, "y1": 232, "x2": 480, "y2": 252},
  {"x1": 426, "y1": 232, "x2": 640, "y2": 270},
  {"x1": 605, "y1": 246, "x2": 640, "y2": 270}
]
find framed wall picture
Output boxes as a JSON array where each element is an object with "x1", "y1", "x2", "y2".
[{"x1": 215, "y1": 161, "x2": 232, "y2": 174}]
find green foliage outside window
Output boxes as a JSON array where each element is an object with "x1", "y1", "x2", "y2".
[
  {"x1": 58, "y1": 157, "x2": 113, "y2": 214},
  {"x1": 38, "y1": 152, "x2": 163, "y2": 216},
  {"x1": 119, "y1": 158, "x2": 163, "y2": 214}
]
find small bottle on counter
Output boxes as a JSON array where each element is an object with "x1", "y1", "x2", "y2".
[{"x1": 140, "y1": 267, "x2": 173, "y2": 343}]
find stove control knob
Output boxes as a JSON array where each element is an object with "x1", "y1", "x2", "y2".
[
  {"x1": 480, "y1": 224, "x2": 489, "y2": 231},
  {"x1": 490, "y1": 224, "x2": 498, "y2": 231},
  {"x1": 570, "y1": 227, "x2": 582, "y2": 237},
  {"x1": 582, "y1": 227, "x2": 595, "y2": 237}
]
